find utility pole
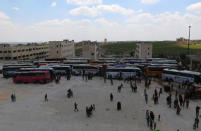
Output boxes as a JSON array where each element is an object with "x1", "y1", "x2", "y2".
[{"x1": 188, "y1": 25, "x2": 191, "y2": 55}]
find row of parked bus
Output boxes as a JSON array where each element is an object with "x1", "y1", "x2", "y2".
[{"x1": 1, "y1": 58, "x2": 201, "y2": 84}]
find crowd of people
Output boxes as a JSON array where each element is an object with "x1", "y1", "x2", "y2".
[{"x1": 10, "y1": 70, "x2": 201, "y2": 131}]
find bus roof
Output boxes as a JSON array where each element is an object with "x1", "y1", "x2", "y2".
[
  {"x1": 107, "y1": 66, "x2": 141, "y2": 70},
  {"x1": 163, "y1": 68, "x2": 201, "y2": 76},
  {"x1": 15, "y1": 70, "x2": 49, "y2": 74}
]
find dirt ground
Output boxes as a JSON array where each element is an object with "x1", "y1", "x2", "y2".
[{"x1": 0, "y1": 75, "x2": 200, "y2": 131}]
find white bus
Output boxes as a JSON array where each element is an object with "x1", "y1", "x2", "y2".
[
  {"x1": 162, "y1": 69, "x2": 201, "y2": 84},
  {"x1": 72, "y1": 64, "x2": 100, "y2": 76},
  {"x1": 106, "y1": 66, "x2": 141, "y2": 79}
]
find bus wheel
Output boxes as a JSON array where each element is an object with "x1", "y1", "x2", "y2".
[
  {"x1": 34, "y1": 80, "x2": 39, "y2": 84},
  {"x1": 43, "y1": 80, "x2": 47, "y2": 84},
  {"x1": 16, "y1": 80, "x2": 22, "y2": 84}
]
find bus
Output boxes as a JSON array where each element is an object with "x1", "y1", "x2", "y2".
[
  {"x1": 2, "y1": 64, "x2": 35, "y2": 78},
  {"x1": 49, "y1": 65, "x2": 71, "y2": 75},
  {"x1": 146, "y1": 65, "x2": 180, "y2": 77},
  {"x1": 33, "y1": 61, "x2": 60, "y2": 67},
  {"x1": 72, "y1": 64, "x2": 100, "y2": 76},
  {"x1": 13, "y1": 71, "x2": 51, "y2": 84},
  {"x1": 106, "y1": 66, "x2": 141, "y2": 79},
  {"x1": 162, "y1": 69, "x2": 201, "y2": 84},
  {"x1": 19, "y1": 67, "x2": 55, "y2": 80}
]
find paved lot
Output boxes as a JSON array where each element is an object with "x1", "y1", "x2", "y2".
[{"x1": 0, "y1": 75, "x2": 200, "y2": 131}]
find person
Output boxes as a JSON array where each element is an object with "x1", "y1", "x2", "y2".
[
  {"x1": 45, "y1": 93, "x2": 48, "y2": 102},
  {"x1": 146, "y1": 110, "x2": 150, "y2": 126},
  {"x1": 86, "y1": 107, "x2": 90, "y2": 117},
  {"x1": 186, "y1": 98, "x2": 189, "y2": 108},
  {"x1": 176, "y1": 105, "x2": 181, "y2": 115},
  {"x1": 92, "y1": 104, "x2": 95, "y2": 111},
  {"x1": 110, "y1": 93, "x2": 113, "y2": 102},
  {"x1": 145, "y1": 93, "x2": 148, "y2": 104},
  {"x1": 111, "y1": 76, "x2": 113, "y2": 85},
  {"x1": 175, "y1": 90, "x2": 178, "y2": 98},
  {"x1": 150, "y1": 111, "x2": 155, "y2": 122},
  {"x1": 82, "y1": 70, "x2": 85, "y2": 80},
  {"x1": 104, "y1": 74, "x2": 106, "y2": 83},
  {"x1": 154, "y1": 122, "x2": 156, "y2": 129},
  {"x1": 159, "y1": 88, "x2": 162, "y2": 97},
  {"x1": 196, "y1": 106, "x2": 200, "y2": 118},
  {"x1": 118, "y1": 85, "x2": 121, "y2": 93},
  {"x1": 179, "y1": 94, "x2": 183, "y2": 106},
  {"x1": 67, "y1": 89, "x2": 73, "y2": 98},
  {"x1": 174, "y1": 98, "x2": 178, "y2": 109},
  {"x1": 11, "y1": 93, "x2": 14, "y2": 102},
  {"x1": 195, "y1": 117, "x2": 199, "y2": 128},
  {"x1": 74, "y1": 102, "x2": 79, "y2": 112},
  {"x1": 117, "y1": 101, "x2": 121, "y2": 111},
  {"x1": 150, "y1": 119, "x2": 153, "y2": 130},
  {"x1": 144, "y1": 88, "x2": 147, "y2": 96},
  {"x1": 13, "y1": 93, "x2": 16, "y2": 102}
]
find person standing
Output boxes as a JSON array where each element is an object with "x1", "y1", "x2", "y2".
[
  {"x1": 158, "y1": 114, "x2": 160, "y2": 121},
  {"x1": 186, "y1": 98, "x2": 189, "y2": 109},
  {"x1": 145, "y1": 93, "x2": 148, "y2": 104},
  {"x1": 110, "y1": 93, "x2": 113, "y2": 102},
  {"x1": 146, "y1": 110, "x2": 150, "y2": 126},
  {"x1": 74, "y1": 102, "x2": 79, "y2": 112},
  {"x1": 195, "y1": 117, "x2": 199, "y2": 129},
  {"x1": 117, "y1": 101, "x2": 121, "y2": 111},
  {"x1": 92, "y1": 104, "x2": 95, "y2": 111},
  {"x1": 196, "y1": 106, "x2": 200, "y2": 118}
]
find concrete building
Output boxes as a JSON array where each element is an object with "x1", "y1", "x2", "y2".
[
  {"x1": 82, "y1": 41, "x2": 99, "y2": 60},
  {"x1": 135, "y1": 43, "x2": 152, "y2": 59},
  {"x1": 0, "y1": 43, "x2": 49, "y2": 60},
  {"x1": 48, "y1": 40, "x2": 75, "y2": 59},
  {"x1": 0, "y1": 39, "x2": 75, "y2": 61},
  {"x1": 177, "y1": 37, "x2": 201, "y2": 45}
]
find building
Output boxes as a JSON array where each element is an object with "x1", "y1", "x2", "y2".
[
  {"x1": 0, "y1": 43, "x2": 49, "y2": 60},
  {"x1": 82, "y1": 41, "x2": 99, "y2": 60},
  {"x1": 176, "y1": 37, "x2": 188, "y2": 44},
  {"x1": 48, "y1": 40, "x2": 75, "y2": 59},
  {"x1": 135, "y1": 43, "x2": 152, "y2": 59},
  {"x1": 177, "y1": 37, "x2": 201, "y2": 45},
  {"x1": 0, "y1": 39, "x2": 75, "y2": 61}
]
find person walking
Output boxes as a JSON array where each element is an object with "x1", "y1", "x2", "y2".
[{"x1": 44, "y1": 93, "x2": 48, "y2": 102}]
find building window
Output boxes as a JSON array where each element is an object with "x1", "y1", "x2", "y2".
[
  {"x1": 57, "y1": 51, "x2": 58, "y2": 54},
  {"x1": 4, "y1": 51, "x2": 7, "y2": 53}
]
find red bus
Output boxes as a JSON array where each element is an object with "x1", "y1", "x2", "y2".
[{"x1": 13, "y1": 71, "x2": 51, "y2": 84}]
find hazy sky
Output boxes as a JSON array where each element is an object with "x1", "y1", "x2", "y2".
[{"x1": 0, "y1": 0, "x2": 201, "y2": 42}]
